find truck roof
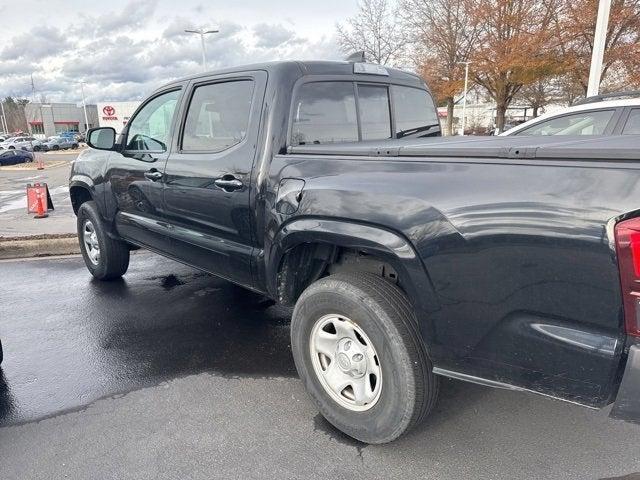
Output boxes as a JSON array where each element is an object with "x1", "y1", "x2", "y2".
[
  {"x1": 288, "y1": 135, "x2": 640, "y2": 161},
  {"x1": 158, "y1": 60, "x2": 428, "y2": 91}
]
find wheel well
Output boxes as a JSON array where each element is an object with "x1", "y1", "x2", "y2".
[
  {"x1": 70, "y1": 185, "x2": 92, "y2": 215},
  {"x1": 277, "y1": 243, "x2": 399, "y2": 305}
]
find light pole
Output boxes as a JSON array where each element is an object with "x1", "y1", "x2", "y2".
[
  {"x1": 185, "y1": 28, "x2": 219, "y2": 71},
  {"x1": 458, "y1": 61, "x2": 471, "y2": 136},
  {"x1": 79, "y1": 81, "x2": 90, "y2": 133},
  {"x1": 587, "y1": 0, "x2": 612, "y2": 97}
]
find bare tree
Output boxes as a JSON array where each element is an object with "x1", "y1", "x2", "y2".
[
  {"x1": 400, "y1": 0, "x2": 478, "y2": 135},
  {"x1": 515, "y1": 73, "x2": 570, "y2": 116},
  {"x1": 336, "y1": 0, "x2": 409, "y2": 65},
  {"x1": 2, "y1": 97, "x2": 29, "y2": 133}
]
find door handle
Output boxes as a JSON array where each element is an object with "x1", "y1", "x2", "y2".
[
  {"x1": 214, "y1": 177, "x2": 243, "y2": 191},
  {"x1": 144, "y1": 170, "x2": 163, "y2": 181}
]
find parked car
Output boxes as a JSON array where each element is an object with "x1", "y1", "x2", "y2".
[
  {"x1": 41, "y1": 136, "x2": 79, "y2": 151},
  {"x1": 0, "y1": 149, "x2": 34, "y2": 165},
  {"x1": 0, "y1": 136, "x2": 39, "y2": 150},
  {"x1": 0, "y1": 136, "x2": 44, "y2": 151},
  {"x1": 501, "y1": 91, "x2": 640, "y2": 136},
  {"x1": 71, "y1": 60, "x2": 640, "y2": 444}
]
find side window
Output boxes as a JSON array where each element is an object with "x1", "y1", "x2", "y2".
[
  {"x1": 182, "y1": 80, "x2": 254, "y2": 152},
  {"x1": 515, "y1": 110, "x2": 615, "y2": 136},
  {"x1": 291, "y1": 82, "x2": 358, "y2": 145},
  {"x1": 358, "y1": 84, "x2": 391, "y2": 140},
  {"x1": 125, "y1": 89, "x2": 180, "y2": 151},
  {"x1": 623, "y1": 109, "x2": 640, "y2": 135},
  {"x1": 392, "y1": 86, "x2": 439, "y2": 138}
]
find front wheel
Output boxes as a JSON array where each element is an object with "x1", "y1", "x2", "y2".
[
  {"x1": 291, "y1": 272, "x2": 439, "y2": 444},
  {"x1": 77, "y1": 201, "x2": 130, "y2": 280}
]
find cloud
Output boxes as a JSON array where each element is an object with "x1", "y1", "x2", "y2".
[
  {"x1": 253, "y1": 23, "x2": 299, "y2": 49},
  {"x1": 0, "y1": 3, "x2": 342, "y2": 103},
  {"x1": 73, "y1": 0, "x2": 159, "y2": 37},
  {"x1": 1, "y1": 26, "x2": 70, "y2": 61}
]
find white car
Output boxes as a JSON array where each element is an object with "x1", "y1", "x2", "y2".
[
  {"x1": 501, "y1": 93, "x2": 640, "y2": 136},
  {"x1": 0, "y1": 136, "x2": 43, "y2": 151}
]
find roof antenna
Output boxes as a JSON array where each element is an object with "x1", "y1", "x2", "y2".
[{"x1": 345, "y1": 51, "x2": 366, "y2": 63}]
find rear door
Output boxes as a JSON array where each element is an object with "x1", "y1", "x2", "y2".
[
  {"x1": 106, "y1": 87, "x2": 183, "y2": 251},
  {"x1": 161, "y1": 71, "x2": 267, "y2": 288}
]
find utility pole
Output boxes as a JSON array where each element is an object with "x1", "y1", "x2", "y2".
[
  {"x1": 458, "y1": 61, "x2": 471, "y2": 136},
  {"x1": 587, "y1": 0, "x2": 612, "y2": 97},
  {"x1": 79, "y1": 82, "x2": 90, "y2": 132},
  {"x1": 184, "y1": 28, "x2": 219, "y2": 71}
]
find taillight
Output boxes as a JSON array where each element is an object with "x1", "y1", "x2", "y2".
[{"x1": 615, "y1": 217, "x2": 640, "y2": 337}]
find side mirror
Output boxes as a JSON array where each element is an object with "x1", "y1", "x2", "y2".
[{"x1": 87, "y1": 127, "x2": 116, "y2": 151}]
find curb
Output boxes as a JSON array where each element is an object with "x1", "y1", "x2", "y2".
[
  {"x1": 0, "y1": 235, "x2": 80, "y2": 260},
  {"x1": 0, "y1": 160, "x2": 68, "y2": 171}
]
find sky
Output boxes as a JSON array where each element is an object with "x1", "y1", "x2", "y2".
[{"x1": 0, "y1": 0, "x2": 360, "y2": 104}]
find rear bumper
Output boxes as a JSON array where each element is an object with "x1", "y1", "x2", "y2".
[{"x1": 610, "y1": 344, "x2": 640, "y2": 423}]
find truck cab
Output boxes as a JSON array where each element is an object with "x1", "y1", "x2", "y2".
[{"x1": 70, "y1": 60, "x2": 440, "y2": 289}]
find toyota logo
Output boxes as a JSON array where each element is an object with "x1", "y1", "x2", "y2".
[{"x1": 103, "y1": 105, "x2": 115, "y2": 116}]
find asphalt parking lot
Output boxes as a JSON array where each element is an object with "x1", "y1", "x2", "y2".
[{"x1": 2, "y1": 253, "x2": 640, "y2": 479}]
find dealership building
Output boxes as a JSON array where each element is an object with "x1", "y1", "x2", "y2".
[
  {"x1": 24, "y1": 103, "x2": 99, "y2": 139},
  {"x1": 96, "y1": 102, "x2": 141, "y2": 134}
]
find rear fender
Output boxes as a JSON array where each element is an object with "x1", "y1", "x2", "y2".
[{"x1": 268, "y1": 217, "x2": 442, "y2": 347}]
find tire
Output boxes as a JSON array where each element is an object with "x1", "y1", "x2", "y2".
[
  {"x1": 77, "y1": 201, "x2": 130, "y2": 280},
  {"x1": 291, "y1": 272, "x2": 439, "y2": 444},
  {"x1": 8, "y1": 146, "x2": 14, "y2": 150},
  {"x1": 53, "y1": 145, "x2": 59, "y2": 151},
  {"x1": 71, "y1": 143, "x2": 78, "y2": 149},
  {"x1": 33, "y1": 146, "x2": 40, "y2": 152}
]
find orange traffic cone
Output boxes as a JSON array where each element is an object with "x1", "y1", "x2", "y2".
[{"x1": 34, "y1": 194, "x2": 48, "y2": 219}]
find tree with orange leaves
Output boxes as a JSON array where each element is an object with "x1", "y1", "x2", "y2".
[
  {"x1": 555, "y1": 0, "x2": 640, "y2": 94},
  {"x1": 400, "y1": 0, "x2": 479, "y2": 135},
  {"x1": 470, "y1": 0, "x2": 564, "y2": 132}
]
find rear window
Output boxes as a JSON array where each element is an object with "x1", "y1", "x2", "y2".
[
  {"x1": 358, "y1": 84, "x2": 391, "y2": 141},
  {"x1": 291, "y1": 82, "x2": 358, "y2": 145},
  {"x1": 392, "y1": 86, "x2": 439, "y2": 138},
  {"x1": 291, "y1": 81, "x2": 438, "y2": 145},
  {"x1": 623, "y1": 109, "x2": 640, "y2": 135}
]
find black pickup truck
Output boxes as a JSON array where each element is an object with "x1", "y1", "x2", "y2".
[{"x1": 70, "y1": 60, "x2": 640, "y2": 444}]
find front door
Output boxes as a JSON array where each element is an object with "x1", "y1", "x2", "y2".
[
  {"x1": 162, "y1": 72, "x2": 267, "y2": 288},
  {"x1": 106, "y1": 88, "x2": 183, "y2": 252}
]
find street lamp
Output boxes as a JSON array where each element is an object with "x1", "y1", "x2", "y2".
[
  {"x1": 79, "y1": 81, "x2": 90, "y2": 133},
  {"x1": 184, "y1": 28, "x2": 219, "y2": 71},
  {"x1": 458, "y1": 61, "x2": 471, "y2": 136},
  {"x1": 587, "y1": 0, "x2": 612, "y2": 96}
]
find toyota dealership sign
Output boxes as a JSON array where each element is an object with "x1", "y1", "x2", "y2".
[{"x1": 96, "y1": 101, "x2": 141, "y2": 134}]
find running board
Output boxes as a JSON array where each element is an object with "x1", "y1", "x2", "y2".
[
  {"x1": 432, "y1": 367, "x2": 525, "y2": 391},
  {"x1": 432, "y1": 367, "x2": 598, "y2": 409}
]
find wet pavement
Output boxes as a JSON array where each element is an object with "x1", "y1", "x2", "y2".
[
  {"x1": 0, "y1": 253, "x2": 294, "y2": 426},
  {"x1": 2, "y1": 254, "x2": 640, "y2": 479}
]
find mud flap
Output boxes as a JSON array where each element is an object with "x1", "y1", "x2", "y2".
[{"x1": 610, "y1": 345, "x2": 640, "y2": 424}]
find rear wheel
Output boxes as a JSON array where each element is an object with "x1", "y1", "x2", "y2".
[
  {"x1": 291, "y1": 272, "x2": 439, "y2": 444},
  {"x1": 77, "y1": 201, "x2": 130, "y2": 280}
]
